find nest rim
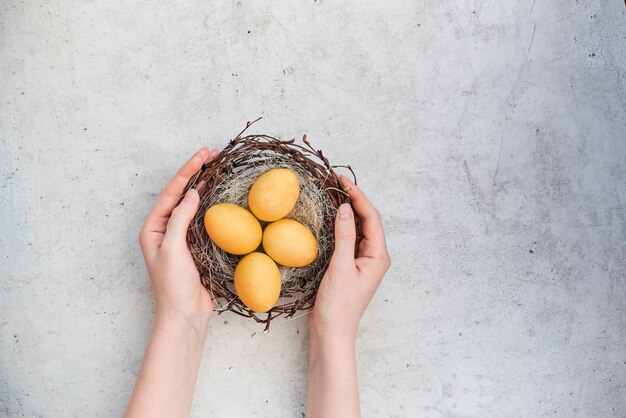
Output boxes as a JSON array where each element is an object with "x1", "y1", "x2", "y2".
[{"x1": 183, "y1": 118, "x2": 361, "y2": 333}]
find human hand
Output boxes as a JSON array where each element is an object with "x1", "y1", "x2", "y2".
[
  {"x1": 139, "y1": 147, "x2": 219, "y2": 330},
  {"x1": 309, "y1": 175, "x2": 391, "y2": 341}
]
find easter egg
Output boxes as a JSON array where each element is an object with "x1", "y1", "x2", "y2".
[
  {"x1": 262, "y1": 219, "x2": 318, "y2": 267},
  {"x1": 204, "y1": 203, "x2": 262, "y2": 255},
  {"x1": 248, "y1": 168, "x2": 300, "y2": 222},
  {"x1": 234, "y1": 252, "x2": 282, "y2": 312}
]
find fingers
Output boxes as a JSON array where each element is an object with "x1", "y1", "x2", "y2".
[
  {"x1": 142, "y1": 148, "x2": 217, "y2": 237},
  {"x1": 329, "y1": 203, "x2": 357, "y2": 268},
  {"x1": 339, "y1": 175, "x2": 389, "y2": 263},
  {"x1": 162, "y1": 188, "x2": 200, "y2": 246},
  {"x1": 140, "y1": 148, "x2": 218, "y2": 257}
]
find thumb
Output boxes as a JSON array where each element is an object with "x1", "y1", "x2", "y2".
[
  {"x1": 329, "y1": 203, "x2": 356, "y2": 266},
  {"x1": 165, "y1": 188, "x2": 200, "y2": 242}
]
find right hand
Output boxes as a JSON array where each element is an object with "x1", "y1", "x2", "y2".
[{"x1": 309, "y1": 175, "x2": 391, "y2": 340}]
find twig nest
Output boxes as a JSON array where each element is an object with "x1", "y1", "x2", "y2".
[{"x1": 183, "y1": 120, "x2": 360, "y2": 332}]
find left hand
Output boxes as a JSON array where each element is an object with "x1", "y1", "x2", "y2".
[{"x1": 139, "y1": 147, "x2": 219, "y2": 329}]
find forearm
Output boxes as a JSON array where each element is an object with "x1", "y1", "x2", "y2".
[
  {"x1": 125, "y1": 314, "x2": 208, "y2": 418},
  {"x1": 306, "y1": 329, "x2": 360, "y2": 418}
]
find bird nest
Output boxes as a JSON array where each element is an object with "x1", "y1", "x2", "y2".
[{"x1": 183, "y1": 119, "x2": 360, "y2": 333}]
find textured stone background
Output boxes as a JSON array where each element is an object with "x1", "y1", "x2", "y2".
[{"x1": 1, "y1": 1, "x2": 625, "y2": 417}]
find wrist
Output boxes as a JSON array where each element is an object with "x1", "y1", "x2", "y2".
[
  {"x1": 155, "y1": 309, "x2": 209, "y2": 342},
  {"x1": 309, "y1": 312, "x2": 358, "y2": 344},
  {"x1": 309, "y1": 322, "x2": 357, "y2": 352}
]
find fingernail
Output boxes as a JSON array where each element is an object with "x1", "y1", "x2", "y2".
[
  {"x1": 184, "y1": 188, "x2": 198, "y2": 201},
  {"x1": 338, "y1": 203, "x2": 352, "y2": 220},
  {"x1": 340, "y1": 175, "x2": 354, "y2": 191},
  {"x1": 206, "y1": 149, "x2": 219, "y2": 161},
  {"x1": 341, "y1": 175, "x2": 354, "y2": 184}
]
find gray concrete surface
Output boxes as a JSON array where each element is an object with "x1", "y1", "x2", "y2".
[{"x1": 1, "y1": 1, "x2": 625, "y2": 417}]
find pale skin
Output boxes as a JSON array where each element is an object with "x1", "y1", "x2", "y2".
[{"x1": 125, "y1": 148, "x2": 391, "y2": 418}]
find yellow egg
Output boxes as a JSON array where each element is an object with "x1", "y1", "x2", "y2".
[
  {"x1": 248, "y1": 168, "x2": 300, "y2": 222},
  {"x1": 262, "y1": 219, "x2": 318, "y2": 267},
  {"x1": 204, "y1": 203, "x2": 262, "y2": 255},
  {"x1": 234, "y1": 252, "x2": 282, "y2": 312}
]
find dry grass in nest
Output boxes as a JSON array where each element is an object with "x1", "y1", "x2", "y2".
[{"x1": 182, "y1": 118, "x2": 361, "y2": 333}]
